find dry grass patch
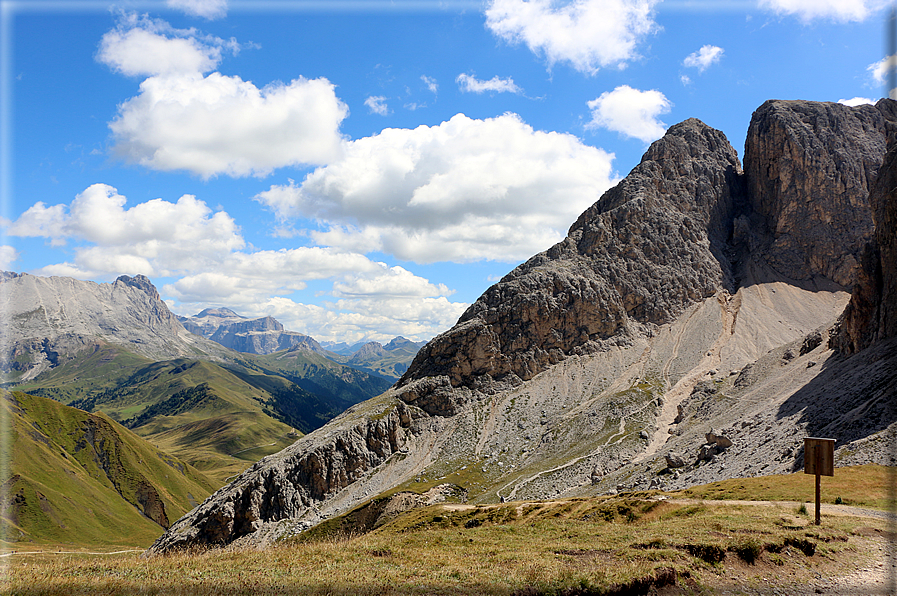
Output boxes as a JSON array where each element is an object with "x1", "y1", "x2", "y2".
[
  {"x1": 5, "y1": 495, "x2": 886, "y2": 595},
  {"x1": 672, "y1": 464, "x2": 896, "y2": 510}
]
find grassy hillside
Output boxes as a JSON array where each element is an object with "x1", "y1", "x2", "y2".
[
  {"x1": 12, "y1": 345, "x2": 391, "y2": 483},
  {"x1": 246, "y1": 347, "x2": 393, "y2": 403},
  {"x1": 1, "y1": 391, "x2": 217, "y2": 548},
  {"x1": 6, "y1": 468, "x2": 890, "y2": 594}
]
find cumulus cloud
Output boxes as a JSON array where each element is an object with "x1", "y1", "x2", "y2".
[
  {"x1": 164, "y1": 260, "x2": 466, "y2": 342},
  {"x1": 7, "y1": 184, "x2": 466, "y2": 342},
  {"x1": 100, "y1": 17, "x2": 348, "y2": 178},
  {"x1": 456, "y1": 73, "x2": 523, "y2": 94},
  {"x1": 683, "y1": 45, "x2": 723, "y2": 73},
  {"x1": 485, "y1": 0, "x2": 659, "y2": 74},
  {"x1": 586, "y1": 85, "x2": 671, "y2": 143},
  {"x1": 109, "y1": 73, "x2": 348, "y2": 178},
  {"x1": 0, "y1": 245, "x2": 19, "y2": 270},
  {"x1": 869, "y1": 54, "x2": 896, "y2": 84},
  {"x1": 167, "y1": 0, "x2": 228, "y2": 20},
  {"x1": 97, "y1": 14, "x2": 238, "y2": 77},
  {"x1": 838, "y1": 97, "x2": 875, "y2": 107},
  {"x1": 758, "y1": 0, "x2": 887, "y2": 22},
  {"x1": 7, "y1": 184, "x2": 244, "y2": 277},
  {"x1": 365, "y1": 95, "x2": 390, "y2": 115},
  {"x1": 255, "y1": 112, "x2": 616, "y2": 263}
]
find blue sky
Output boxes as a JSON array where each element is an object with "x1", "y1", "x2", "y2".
[{"x1": 1, "y1": 0, "x2": 890, "y2": 343}]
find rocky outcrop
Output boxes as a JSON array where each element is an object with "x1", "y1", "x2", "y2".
[
  {"x1": 398, "y1": 118, "x2": 745, "y2": 414},
  {"x1": 147, "y1": 400, "x2": 424, "y2": 552},
  {"x1": 834, "y1": 123, "x2": 897, "y2": 353},
  {"x1": 179, "y1": 308, "x2": 324, "y2": 355},
  {"x1": 0, "y1": 273, "x2": 229, "y2": 381},
  {"x1": 743, "y1": 100, "x2": 896, "y2": 288}
]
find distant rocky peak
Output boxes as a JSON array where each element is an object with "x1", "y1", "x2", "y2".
[
  {"x1": 115, "y1": 274, "x2": 160, "y2": 301},
  {"x1": 195, "y1": 307, "x2": 243, "y2": 319},
  {"x1": 384, "y1": 337, "x2": 416, "y2": 351},
  {"x1": 354, "y1": 342, "x2": 385, "y2": 359}
]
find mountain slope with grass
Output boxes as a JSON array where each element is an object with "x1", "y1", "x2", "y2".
[
  {"x1": 2, "y1": 390, "x2": 217, "y2": 547},
  {"x1": 5, "y1": 274, "x2": 394, "y2": 483},
  {"x1": 141, "y1": 100, "x2": 897, "y2": 554}
]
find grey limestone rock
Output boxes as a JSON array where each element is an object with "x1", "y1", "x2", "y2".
[
  {"x1": 744, "y1": 99, "x2": 896, "y2": 288},
  {"x1": 834, "y1": 114, "x2": 897, "y2": 353},
  {"x1": 1, "y1": 273, "x2": 228, "y2": 381},
  {"x1": 399, "y1": 118, "x2": 745, "y2": 410}
]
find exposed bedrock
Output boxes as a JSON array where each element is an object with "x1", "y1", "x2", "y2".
[
  {"x1": 744, "y1": 99, "x2": 896, "y2": 288},
  {"x1": 147, "y1": 401, "x2": 422, "y2": 552},
  {"x1": 147, "y1": 99, "x2": 897, "y2": 554},
  {"x1": 834, "y1": 120, "x2": 897, "y2": 353},
  {"x1": 398, "y1": 118, "x2": 745, "y2": 414}
]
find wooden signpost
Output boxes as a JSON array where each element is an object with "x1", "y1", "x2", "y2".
[{"x1": 804, "y1": 437, "x2": 835, "y2": 525}]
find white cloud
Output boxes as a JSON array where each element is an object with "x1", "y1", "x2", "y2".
[
  {"x1": 586, "y1": 85, "x2": 671, "y2": 143},
  {"x1": 0, "y1": 245, "x2": 19, "y2": 270},
  {"x1": 838, "y1": 97, "x2": 875, "y2": 107},
  {"x1": 869, "y1": 54, "x2": 896, "y2": 84},
  {"x1": 683, "y1": 45, "x2": 723, "y2": 73},
  {"x1": 109, "y1": 73, "x2": 349, "y2": 178},
  {"x1": 758, "y1": 0, "x2": 887, "y2": 22},
  {"x1": 332, "y1": 265, "x2": 453, "y2": 298},
  {"x1": 484, "y1": 0, "x2": 659, "y2": 74},
  {"x1": 6, "y1": 184, "x2": 466, "y2": 342},
  {"x1": 421, "y1": 75, "x2": 438, "y2": 94},
  {"x1": 97, "y1": 14, "x2": 238, "y2": 77},
  {"x1": 255, "y1": 112, "x2": 616, "y2": 263},
  {"x1": 680, "y1": 74, "x2": 691, "y2": 86},
  {"x1": 164, "y1": 260, "x2": 465, "y2": 342},
  {"x1": 7, "y1": 184, "x2": 244, "y2": 278},
  {"x1": 365, "y1": 95, "x2": 390, "y2": 115},
  {"x1": 99, "y1": 17, "x2": 348, "y2": 179},
  {"x1": 456, "y1": 73, "x2": 523, "y2": 94},
  {"x1": 167, "y1": 0, "x2": 228, "y2": 20}
]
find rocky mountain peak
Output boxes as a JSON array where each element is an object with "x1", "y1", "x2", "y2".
[
  {"x1": 396, "y1": 117, "x2": 744, "y2": 416},
  {"x1": 195, "y1": 307, "x2": 242, "y2": 319},
  {"x1": 743, "y1": 99, "x2": 896, "y2": 288},
  {"x1": 115, "y1": 274, "x2": 160, "y2": 301},
  {"x1": 147, "y1": 99, "x2": 897, "y2": 555},
  {"x1": 833, "y1": 126, "x2": 897, "y2": 353}
]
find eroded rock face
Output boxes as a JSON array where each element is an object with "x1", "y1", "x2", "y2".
[
  {"x1": 398, "y1": 118, "x2": 745, "y2": 414},
  {"x1": 147, "y1": 402, "x2": 421, "y2": 552},
  {"x1": 179, "y1": 309, "x2": 323, "y2": 355},
  {"x1": 834, "y1": 124, "x2": 897, "y2": 353},
  {"x1": 744, "y1": 100, "x2": 896, "y2": 288}
]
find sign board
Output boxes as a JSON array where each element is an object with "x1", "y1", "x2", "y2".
[{"x1": 804, "y1": 438, "x2": 835, "y2": 477}]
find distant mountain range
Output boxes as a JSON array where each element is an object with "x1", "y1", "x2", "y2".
[
  {"x1": 177, "y1": 307, "x2": 425, "y2": 379},
  {"x1": 2, "y1": 272, "x2": 397, "y2": 486}
]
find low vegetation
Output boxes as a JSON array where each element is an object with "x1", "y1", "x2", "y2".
[
  {"x1": 671, "y1": 463, "x2": 895, "y2": 510},
  {"x1": 5, "y1": 468, "x2": 891, "y2": 595}
]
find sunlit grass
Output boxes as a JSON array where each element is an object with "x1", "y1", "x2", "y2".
[{"x1": 5, "y1": 493, "x2": 883, "y2": 596}]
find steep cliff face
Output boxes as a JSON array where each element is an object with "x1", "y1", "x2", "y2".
[
  {"x1": 743, "y1": 100, "x2": 895, "y2": 287},
  {"x1": 397, "y1": 119, "x2": 745, "y2": 415},
  {"x1": 1, "y1": 274, "x2": 229, "y2": 381},
  {"x1": 834, "y1": 127, "x2": 897, "y2": 353}
]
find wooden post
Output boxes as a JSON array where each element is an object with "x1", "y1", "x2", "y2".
[{"x1": 804, "y1": 438, "x2": 835, "y2": 526}]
